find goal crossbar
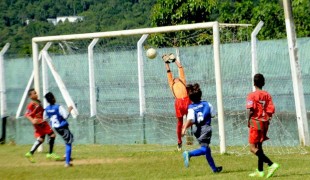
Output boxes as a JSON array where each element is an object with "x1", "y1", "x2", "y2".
[{"x1": 32, "y1": 22, "x2": 251, "y2": 42}]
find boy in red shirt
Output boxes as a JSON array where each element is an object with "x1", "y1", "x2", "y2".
[
  {"x1": 24, "y1": 88, "x2": 60, "y2": 162},
  {"x1": 163, "y1": 53, "x2": 191, "y2": 151},
  {"x1": 246, "y1": 74, "x2": 279, "y2": 178}
]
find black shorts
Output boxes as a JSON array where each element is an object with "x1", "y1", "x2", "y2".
[
  {"x1": 55, "y1": 126, "x2": 74, "y2": 144},
  {"x1": 194, "y1": 125, "x2": 212, "y2": 146}
]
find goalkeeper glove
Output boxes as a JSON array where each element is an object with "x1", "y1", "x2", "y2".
[
  {"x1": 169, "y1": 53, "x2": 176, "y2": 62},
  {"x1": 162, "y1": 54, "x2": 170, "y2": 64}
]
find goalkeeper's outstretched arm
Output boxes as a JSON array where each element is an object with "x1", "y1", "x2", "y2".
[
  {"x1": 164, "y1": 57, "x2": 174, "y2": 88},
  {"x1": 174, "y1": 60, "x2": 186, "y2": 84}
]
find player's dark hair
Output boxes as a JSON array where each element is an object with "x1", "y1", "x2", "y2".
[
  {"x1": 45, "y1": 92, "x2": 55, "y2": 105},
  {"x1": 28, "y1": 88, "x2": 35, "y2": 96},
  {"x1": 254, "y1": 73, "x2": 265, "y2": 89},
  {"x1": 187, "y1": 83, "x2": 202, "y2": 103}
]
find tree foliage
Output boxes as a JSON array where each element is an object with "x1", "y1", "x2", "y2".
[
  {"x1": 0, "y1": 0, "x2": 156, "y2": 57},
  {"x1": 150, "y1": 0, "x2": 310, "y2": 47},
  {"x1": 1, "y1": 0, "x2": 310, "y2": 56}
]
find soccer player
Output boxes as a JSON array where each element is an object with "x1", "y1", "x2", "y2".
[
  {"x1": 181, "y1": 83, "x2": 222, "y2": 173},
  {"x1": 246, "y1": 73, "x2": 280, "y2": 178},
  {"x1": 25, "y1": 88, "x2": 60, "y2": 163},
  {"x1": 163, "y1": 53, "x2": 191, "y2": 151},
  {"x1": 44, "y1": 92, "x2": 74, "y2": 167}
]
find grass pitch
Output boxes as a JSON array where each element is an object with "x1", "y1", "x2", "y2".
[{"x1": 0, "y1": 144, "x2": 309, "y2": 180}]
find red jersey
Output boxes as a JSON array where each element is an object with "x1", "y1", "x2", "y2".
[
  {"x1": 246, "y1": 90, "x2": 275, "y2": 130},
  {"x1": 25, "y1": 100, "x2": 45, "y2": 124}
]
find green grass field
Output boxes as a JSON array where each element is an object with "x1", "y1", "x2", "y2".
[{"x1": 0, "y1": 144, "x2": 309, "y2": 180}]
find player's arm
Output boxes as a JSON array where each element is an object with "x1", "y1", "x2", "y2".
[
  {"x1": 208, "y1": 103, "x2": 216, "y2": 118},
  {"x1": 175, "y1": 60, "x2": 186, "y2": 84},
  {"x1": 162, "y1": 54, "x2": 174, "y2": 87},
  {"x1": 246, "y1": 94, "x2": 255, "y2": 127},
  {"x1": 182, "y1": 120, "x2": 194, "y2": 136},
  {"x1": 25, "y1": 105, "x2": 39, "y2": 124},
  {"x1": 265, "y1": 94, "x2": 275, "y2": 121},
  {"x1": 182, "y1": 108, "x2": 195, "y2": 136},
  {"x1": 25, "y1": 115, "x2": 39, "y2": 124},
  {"x1": 59, "y1": 105, "x2": 72, "y2": 119},
  {"x1": 165, "y1": 63, "x2": 174, "y2": 88},
  {"x1": 43, "y1": 110, "x2": 49, "y2": 121},
  {"x1": 247, "y1": 108, "x2": 254, "y2": 121}
]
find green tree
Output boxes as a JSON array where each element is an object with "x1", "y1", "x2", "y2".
[
  {"x1": 150, "y1": 0, "x2": 218, "y2": 47},
  {"x1": 292, "y1": 0, "x2": 310, "y2": 37}
]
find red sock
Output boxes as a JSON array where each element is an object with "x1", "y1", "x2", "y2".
[{"x1": 176, "y1": 117, "x2": 183, "y2": 144}]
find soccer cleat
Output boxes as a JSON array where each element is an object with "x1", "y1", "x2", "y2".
[
  {"x1": 182, "y1": 151, "x2": 190, "y2": 168},
  {"x1": 64, "y1": 163, "x2": 73, "y2": 168},
  {"x1": 177, "y1": 143, "x2": 182, "y2": 151},
  {"x1": 46, "y1": 153, "x2": 61, "y2": 161},
  {"x1": 266, "y1": 163, "x2": 280, "y2": 178},
  {"x1": 213, "y1": 166, "x2": 223, "y2": 173},
  {"x1": 249, "y1": 169, "x2": 264, "y2": 177},
  {"x1": 25, "y1": 152, "x2": 35, "y2": 163}
]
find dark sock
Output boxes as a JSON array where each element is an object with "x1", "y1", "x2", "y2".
[
  {"x1": 262, "y1": 153, "x2": 273, "y2": 166},
  {"x1": 255, "y1": 150, "x2": 264, "y2": 171},
  {"x1": 49, "y1": 137, "x2": 55, "y2": 154},
  {"x1": 30, "y1": 140, "x2": 43, "y2": 154}
]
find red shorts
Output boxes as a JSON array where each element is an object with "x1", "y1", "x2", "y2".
[
  {"x1": 174, "y1": 96, "x2": 191, "y2": 118},
  {"x1": 249, "y1": 122, "x2": 269, "y2": 144},
  {"x1": 33, "y1": 121, "x2": 54, "y2": 138}
]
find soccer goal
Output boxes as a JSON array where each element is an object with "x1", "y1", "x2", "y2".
[{"x1": 16, "y1": 21, "x2": 307, "y2": 154}]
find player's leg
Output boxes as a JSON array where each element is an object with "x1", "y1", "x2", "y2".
[
  {"x1": 176, "y1": 116, "x2": 183, "y2": 150},
  {"x1": 189, "y1": 146, "x2": 207, "y2": 156},
  {"x1": 202, "y1": 130, "x2": 222, "y2": 173},
  {"x1": 248, "y1": 128, "x2": 264, "y2": 177},
  {"x1": 249, "y1": 142, "x2": 264, "y2": 177},
  {"x1": 175, "y1": 98, "x2": 184, "y2": 150},
  {"x1": 46, "y1": 132, "x2": 60, "y2": 160},
  {"x1": 258, "y1": 143, "x2": 273, "y2": 166},
  {"x1": 57, "y1": 126, "x2": 74, "y2": 167},
  {"x1": 204, "y1": 145, "x2": 222, "y2": 173},
  {"x1": 65, "y1": 143, "x2": 72, "y2": 167},
  {"x1": 48, "y1": 133, "x2": 55, "y2": 154},
  {"x1": 25, "y1": 135, "x2": 45, "y2": 163},
  {"x1": 29, "y1": 136, "x2": 45, "y2": 154},
  {"x1": 40, "y1": 122, "x2": 60, "y2": 160},
  {"x1": 182, "y1": 145, "x2": 207, "y2": 168},
  {"x1": 258, "y1": 141, "x2": 280, "y2": 178}
]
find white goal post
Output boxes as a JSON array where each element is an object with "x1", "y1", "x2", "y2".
[{"x1": 31, "y1": 21, "x2": 252, "y2": 154}]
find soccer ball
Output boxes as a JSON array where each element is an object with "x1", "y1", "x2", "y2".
[{"x1": 146, "y1": 48, "x2": 157, "y2": 59}]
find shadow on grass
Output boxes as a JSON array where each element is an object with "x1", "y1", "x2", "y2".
[
  {"x1": 220, "y1": 169, "x2": 249, "y2": 174},
  {"x1": 274, "y1": 172, "x2": 310, "y2": 178}
]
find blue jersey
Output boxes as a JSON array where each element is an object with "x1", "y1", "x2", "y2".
[
  {"x1": 187, "y1": 101, "x2": 214, "y2": 127},
  {"x1": 44, "y1": 104, "x2": 69, "y2": 128}
]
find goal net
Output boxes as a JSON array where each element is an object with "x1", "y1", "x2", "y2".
[{"x1": 12, "y1": 22, "x2": 307, "y2": 154}]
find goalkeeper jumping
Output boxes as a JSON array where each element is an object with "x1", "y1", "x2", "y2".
[{"x1": 162, "y1": 53, "x2": 191, "y2": 151}]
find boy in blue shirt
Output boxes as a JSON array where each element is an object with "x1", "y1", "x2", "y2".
[
  {"x1": 44, "y1": 92, "x2": 74, "y2": 167},
  {"x1": 181, "y1": 83, "x2": 222, "y2": 173}
]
